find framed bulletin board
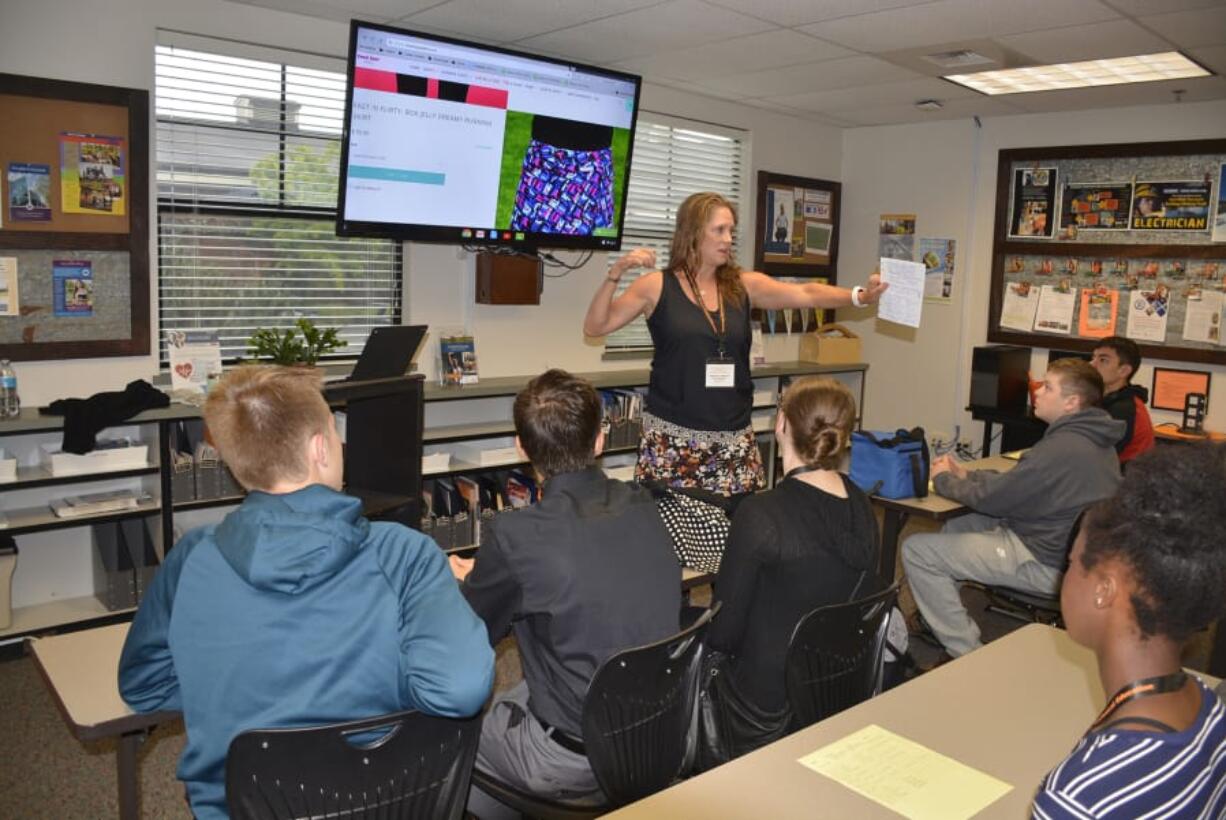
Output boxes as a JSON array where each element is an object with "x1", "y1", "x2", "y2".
[
  {"x1": 986, "y1": 139, "x2": 1226, "y2": 366},
  {"x1": 0, "y1": 72, "x2": 149, "y2": 360},
  {"x1": 752, "y1": 170, "x2": 841, "y2": 334}
]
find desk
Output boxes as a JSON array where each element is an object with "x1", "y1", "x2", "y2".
[
  {"x1": 1153, "y1": 424, "x2": 1226, "y2": 444},
  {"x1": 607, "y1": 624, "x2": 1116, "y2": 819},
  {"x1": 873, "y1": 455, "x2": 1016, "y2": 582},
  {"x1": 27, "y1": 623, "x2": 179, "y2": 820}
]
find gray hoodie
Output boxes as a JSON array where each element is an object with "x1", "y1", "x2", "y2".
[{"x1": 934, "y1": 408, "x2": 1124, "y2": 569}]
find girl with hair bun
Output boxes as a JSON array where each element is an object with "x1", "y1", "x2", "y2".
[{"x1": 704, "y1": 377, "x2": 880, "y2": 762}]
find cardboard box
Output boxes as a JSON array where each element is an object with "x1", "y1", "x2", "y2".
[{"x1": 798, "y1": 323, "x2": 862, "y2": 365}]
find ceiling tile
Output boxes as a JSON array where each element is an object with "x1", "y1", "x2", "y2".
[
  {"x1": 704, "y1": 54, "x2": 919, "y2": 98},
  {"x1": 1001, "y1": 75, "x2": 1226, "y2": 112},
  {"x1": 836, "y1": 94, "x2": 1025, "y2": 126},
  {"x1": 614, "y1": 29, "x2": 854, "y2": 82},
  {"x1": 700, "y1": 0, "x2": 940, "y2": 27},
  {"x1": 513, "y1": 0, "x2": 775, "y2": 64},
  {"x1": 1138, "y1": 7, "x2": 1226, "y2": 50},
  {"x1": 399, "y1": 0, "x2": 661, "y2": 45},
  {"x1": 1102, "y1": 0, "x2": 1226, "y2": 16},
  {"x1": 800, "y1": 0, "x2": 1121, "y2": 53},
  {"x1": 763, "y1": 76, "x2": 978, "y2": 113},
  {"x1": 1188, "y1": 43, "x2": 1226, "y2": 73},
  {"x1": 999, "y1": 19, "x2": 1174, "y2": 63},
  {"x1": 217, "y1": 0, "x2": 409, "y2": 23}
]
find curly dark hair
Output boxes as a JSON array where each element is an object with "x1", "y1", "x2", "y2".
[
  {"x1": 1079, "y1": 443, "x2": 1226, "y2": 641},
  {"x1": 513, "y1": 369, "x2": 601, "y2": 481}
]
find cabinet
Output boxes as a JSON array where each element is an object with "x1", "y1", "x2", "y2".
[
  {"x1": 0, "y1": 364, "x2": 865, "y2": 642},
  {"x1": 419, "y1": 361, "x2": 869, "y2": 484},
  {"x1": 0, "y1": 376, "x2": 423, "y2": 643}
]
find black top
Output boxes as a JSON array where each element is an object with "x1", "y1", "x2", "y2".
[
  {"x1": 460, "y1": 467, "x2": 681, "y2": 737},
  {"x1": 531, "y1": 115, "x2": 613, "y2": 151},
  {"x1": 645, "y1": 271, "x2": 753, "y2": 431},
  {"x1": 707, "y1": 476, "x2": 879, "y2": 712}
]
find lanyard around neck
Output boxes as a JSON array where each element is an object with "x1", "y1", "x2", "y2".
[
  {"x1": 682, "y1": 269, "x2": 725, "y2": 347},
  {"x1": 1091, "y1": 672, "x2": 1188, "y2": 730}
]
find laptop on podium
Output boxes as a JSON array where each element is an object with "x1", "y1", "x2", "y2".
[{"x1": 347, "y1": 325, "x2": 427, "y2": 382}]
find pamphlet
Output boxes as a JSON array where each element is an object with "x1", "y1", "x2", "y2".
[
  {"x1": 166, "y1": 330, "x2": 223, "y2": 393},
  {"x1": 439, "y1": 331, "x2": 478, "y2": 386},
  {"x1": 60, "y1": 133, "x2": 125, "y2": 216},
  {"x1": 1000, "y1": 281, "x2": 1039, "y2": 332},
  {"x1": 0, "y1": 258, "x2": 18, "y2": 316},
  {"x1": 1077, "y1": 286, "x2": 1118, "y2": 339},
  {"x1": 877, "y1": 257, "x2": 925, "y2": 328},
  {"x1": 1124, "y1": 287, "x2": 1170, "y2": 343},
  {"x1": 7, "y1": 162, "x2": 52, "y2": 222},
  {"x1": 1183, "y1": 289, "x2": 1223, "y2": 345}
]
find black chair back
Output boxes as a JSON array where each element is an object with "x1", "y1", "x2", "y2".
[
  {"x1": 225, "y1": 710, "x2": 481, "y2": 820},
  {"x1": 580, "y1": 603, "x2": 718, "y2": 808},
  {"x1": 784, "y1": 583, "x2": 899, "y2": 729}
]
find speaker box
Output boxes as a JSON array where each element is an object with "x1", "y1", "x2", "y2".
[
  {"x1": 970, "y1": 345, "x2": 1032, "y2": 417},
  {"x1": 475, "y1": 253, "x2": 542, "y2": 305}
]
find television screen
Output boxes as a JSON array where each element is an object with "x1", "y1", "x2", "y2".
[{"x1": 338, "y1": 21, "x2": 642, "y2": 251}]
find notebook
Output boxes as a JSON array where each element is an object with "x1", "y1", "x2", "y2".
[{"x1": 348, "y1": 325, "x2": 427, "y2": 382}]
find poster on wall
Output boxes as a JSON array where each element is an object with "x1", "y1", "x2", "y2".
[
  {"x1": 1124, "y1": 286, "x2": 1170, "y2": 342},
  {"x1": 879, "y1": 214, "x2": 916, "y2": 261},
  {"x1": 918, "y1": 237, "x2": 955, "y2": 302},
  {"x1": 7, "y1": 162, "x2": 52, "y2": 222},
  {"x1": 1008, "y1": 167, "x2": 1058, "y2": 239},
  {"x1": 0, "y1": 258, "x2": 19, "y2": 316},
  {"x1": 1130, "y1": 180, "x2": 1210, "y2": 231},
  {"x1": 1000, "y1": 281, "x2": 1039, "y2": 332},
  {"x1": 1033, "y1": 283, "x2": 1076, "y2": 334},
  {"x1": 52, "y1": 259, "x2": 94, "y2": 317},
  {"x1": 1059, "y1": 182, "x2": 1130, "y2": 232},
  {"x1": 1214, "y1": 164, "x2": 1226, "y2": 242},
  {"x1": 763, "y1": 187, "x2": 795, "y2": 256},
  {"x1": 166, "y1": 331, "x2": 223, "y2": 393},
  {"x1": 1183, "y1": 289, "x2": 1223, "y2": 345},
  {"x1": 59, "y1": 133, "x2": 126, "y2": 216},
  {"x1": 1077, "y1": 285, "x2": 1119, "y2": 338}
]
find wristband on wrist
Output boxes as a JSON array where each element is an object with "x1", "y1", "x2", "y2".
[{"x1": 851, "y1": 285, "x2": 866, "y2": 307}]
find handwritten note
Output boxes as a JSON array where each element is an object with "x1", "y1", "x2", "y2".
[
  {"x1": 878, "y1": 258, "x2": 926, "y2": 328},
  {"x1": 797, "y1": 724, "x2": 1013, "y2": 820}
]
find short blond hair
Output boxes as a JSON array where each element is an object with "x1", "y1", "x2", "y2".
[{"x1": 203, "y1": 366, "x2": 331, "y2": 491}]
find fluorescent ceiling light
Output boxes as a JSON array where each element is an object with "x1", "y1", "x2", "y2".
[{"x1": 945, "y1": 52, "x2": 1210, "y2": 95}]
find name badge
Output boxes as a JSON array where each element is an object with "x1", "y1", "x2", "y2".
[{"x1": 705, "y1": 358, "x2": 736, "y2": 389}]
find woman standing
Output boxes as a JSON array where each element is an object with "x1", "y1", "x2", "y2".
[
  {"x1": 1032, "y1": 443, "x2": 1226, "y2": 818},
  {"x1": 583, "y1": 192, "x2": 884, "y2": 495}
]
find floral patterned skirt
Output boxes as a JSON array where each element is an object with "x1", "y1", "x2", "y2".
[{"x1": 634, "y1": 411, "x2": 765, "y2": 496}]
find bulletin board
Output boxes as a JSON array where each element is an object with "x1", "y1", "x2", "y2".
[
  {"x1": 987, "y1": 139, "x2": 1226, "y2": 366},
  {"x1": 0, "y1": 72, "x2": 149, "y2": 359},
  {"x1": 752, "y1": 170, "x2": 842, "y2": 334}
]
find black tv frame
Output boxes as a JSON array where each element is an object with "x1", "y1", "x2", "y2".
[{"x1": 336, "y1": 20, "x2": 643, "y2": 253}]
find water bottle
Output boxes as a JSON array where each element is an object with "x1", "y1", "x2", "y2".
[{"x1": 0, "y1": 360, "x2": 19, "y2": 419}]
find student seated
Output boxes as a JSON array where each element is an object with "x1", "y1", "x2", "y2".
[
  {"x1": 1090, "y1": 335, "x2": 1154, "y2": 464},
  {"x1": 1032, "y1": 443, "x2": 1226, "y2": 818},
  {"x1": 450, "y1": 369, "x2": 681, "y2": 814},
  {"x1": 903, "y1": 359, "x2": 1122, "y2": 660},
  {"x1": 118, "y1": 366, "x2": 494, "y2": 820},
  {"x1": 704, "y1": 377, "x2": 879, "y2": 761}
]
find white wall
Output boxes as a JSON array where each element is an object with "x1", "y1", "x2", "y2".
[
  {"x1": 841, "y1": 100, "x2": 1226, "y2": 444},
  {"x1": 0, "y1": 0, "x2": 844, "y2": 404}
]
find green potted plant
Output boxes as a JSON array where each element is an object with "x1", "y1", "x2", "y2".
[{"x1": 247, "y1": 318, "x2": 347, "y2": 366}]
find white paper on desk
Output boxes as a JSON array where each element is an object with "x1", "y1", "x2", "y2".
[{"x1": 877, "y1": 258, "x2": 925, "y2": 328}]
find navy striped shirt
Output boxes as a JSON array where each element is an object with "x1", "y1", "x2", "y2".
[{"x1": 1033, "y1": 680, "x2": 1226, "y2": 819}]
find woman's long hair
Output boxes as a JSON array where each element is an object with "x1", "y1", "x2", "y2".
[
  {"x1": 665, "y1": 192, "x2": 745, "y2": 305},
  {"x1": 779, "y1": 377, "x2": 857, "y2": 471}
]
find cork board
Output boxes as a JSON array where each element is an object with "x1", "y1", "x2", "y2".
[
  {"x1": 987, "y1": 140, "x2": 1226, "y2": 366},
  {"x1": 0, "y1": 73, "x2": 149, "y2": 359}
]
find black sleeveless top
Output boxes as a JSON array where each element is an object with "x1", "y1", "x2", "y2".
[{"x1": 645, "y1": 271, "x2": 753, "y2": 431}]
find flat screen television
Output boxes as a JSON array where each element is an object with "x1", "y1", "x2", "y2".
[{"x1": 337, "y1": 21, "x2": 642, "y2": 251}]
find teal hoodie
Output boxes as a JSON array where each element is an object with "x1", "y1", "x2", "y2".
[{"x1": 119, "y1": 484, "x2": 494, "y2": 820}]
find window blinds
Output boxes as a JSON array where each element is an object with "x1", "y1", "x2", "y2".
[
  {"x1": 605, "y1": 118, "x2": 745, "y2": 350},
  {"x1": 154, "y1": 38, "x2": 401, "y2": 362}
]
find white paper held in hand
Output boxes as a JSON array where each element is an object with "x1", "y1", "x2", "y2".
[{"x1": 877, "y1": 258, "x2": 926, "y2": 328}]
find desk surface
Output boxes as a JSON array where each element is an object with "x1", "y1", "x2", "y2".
[
  {"x1": 27, "y1": 623, "x2": 175, "y2": 741},
  {"x1": 873, "y1": 455, "x2": 1016, "y2": 519},
  {"x1": 608, "y1": 624, "x2": 1107, "y2": 820}
]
